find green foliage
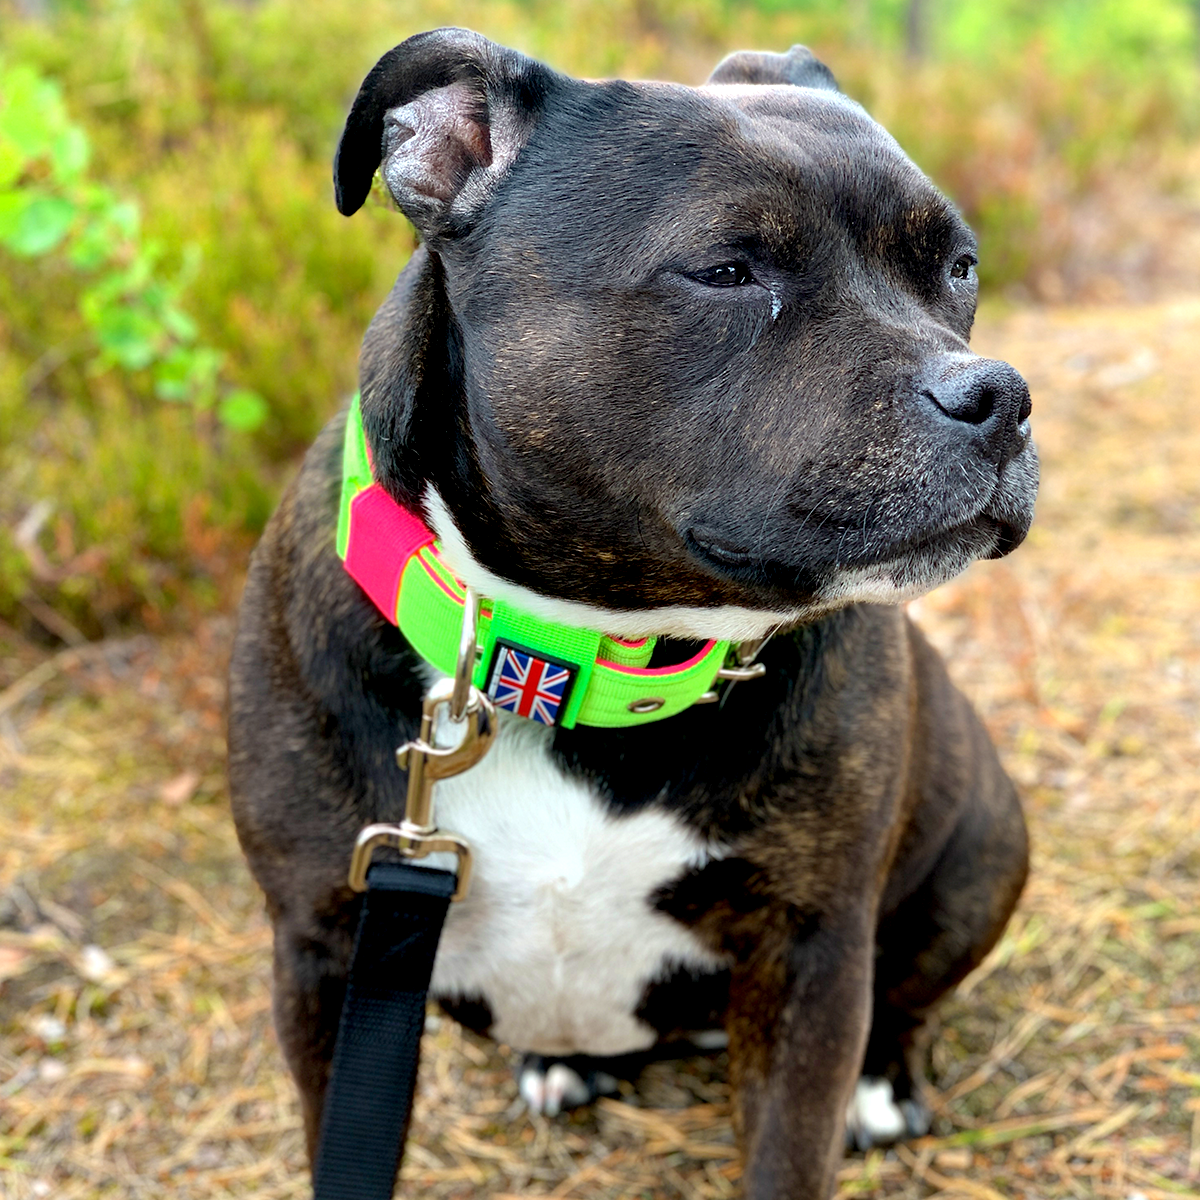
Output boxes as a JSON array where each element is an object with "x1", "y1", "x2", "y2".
[
  {"x1": 0, "y1": 60, "x2": 266, "y2": 427},
  {"x1": 0, "y1": 0, "x2": 1196, "y2": 635},
  {"x1": 940, "y1": 0, "x2": 1198, "y2": 79}
]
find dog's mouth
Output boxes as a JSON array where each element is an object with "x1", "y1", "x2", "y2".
[
  {"x1": 685, "y1": 529, "x2": 761, "y2": 573},
  {"x1": 687, "y1": 503, "x2": 1031, "y2": 606},
  {"x1": 686, "y1": 440, "x2": 1039, "y2": 602},
  {"x1": 984, "y1": 517, "x2": 1027, "y2": 559},
  {"x1": 688, "y1": 513, "x2": 1014, "y2": 579},
  {"x1": 888, "y1": 510, "x2": 1027, "y2": 566}
]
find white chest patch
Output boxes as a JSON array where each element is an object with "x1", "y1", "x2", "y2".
[{"x1": 427, "y1": 717, "x2": 729, "y2": 1057}]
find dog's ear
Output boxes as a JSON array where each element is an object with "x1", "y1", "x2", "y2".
[
  {"x1": 334, "y1": 27, "x2": 555, "y2": 239},
  {"x1": 707, "y1": 45, "x2": 839, "y2": 92}
]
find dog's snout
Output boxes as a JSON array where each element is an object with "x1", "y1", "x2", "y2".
[{"x1": 920, "y1": 356, "x2": 1031, "y2": 461}]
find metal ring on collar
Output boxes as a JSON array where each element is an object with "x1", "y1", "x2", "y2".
[{"x1": 451, "y1": 587, "x2": 480, "y2": 722}]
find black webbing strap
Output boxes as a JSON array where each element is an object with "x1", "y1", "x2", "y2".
[{"x1": 312, "y1": 860, "x2": 457, "y2": 1200}]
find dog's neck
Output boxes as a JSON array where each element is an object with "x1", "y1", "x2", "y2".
[
  {"x1": 339, "y1": 396, "x2": 784, "y2": 729},
  {"x1": 422, "y1": 487, "x2": 798, "y2": 645}
]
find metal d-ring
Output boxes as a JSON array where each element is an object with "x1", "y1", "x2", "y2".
[
  {"x1": 627, "y1": 696, "x2": 665, "y2": 714},
  {"x1": 716, "y1": 662, "x2": 767, "y2": 682},
  {"x1": 450, "y1": 587, "x2": 480, "y2": 722},
  {"x1": 698, "y1": 635, "x2": 776, "y2": 707},
  {"x1": 714, "y1": 633, "x2": 774, "y2": 708}
]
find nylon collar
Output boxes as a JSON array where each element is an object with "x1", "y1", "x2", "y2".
[{"x1": 336, "y1": 396, "x2": 736, "y2": 728}]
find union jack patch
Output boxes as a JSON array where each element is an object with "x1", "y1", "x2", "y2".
[{"x1": 486, "y1": 641, "x2": 578, "y2": 727}]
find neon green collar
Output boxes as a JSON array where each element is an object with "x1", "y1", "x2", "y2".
[{"x1": 336, "y1": 395, "x2": 736, "y2": 728}]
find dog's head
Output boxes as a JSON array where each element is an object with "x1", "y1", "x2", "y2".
[{"x1": 336, "y1": 29, "x2": 1038, "y2": 641}]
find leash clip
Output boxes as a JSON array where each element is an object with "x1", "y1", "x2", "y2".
[
  {"x1": 348, "y1": 592, "x2": 495, "y2": 901},
  {"x1": 695, "y1": 634, "x2": 773, "y2": 705}
]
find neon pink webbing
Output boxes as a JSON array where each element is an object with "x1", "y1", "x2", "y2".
[{"x1": 344, "y1": 485, "x2": 436, "y2": 620}]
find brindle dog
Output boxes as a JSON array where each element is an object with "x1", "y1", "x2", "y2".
[{"x1": 229, "y1": 29, "x2": 1036, "y2": 1199}]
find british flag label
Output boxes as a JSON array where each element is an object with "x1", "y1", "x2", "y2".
[{"x1": 485, "y1": 641, "x2": 578, "y2": 727}]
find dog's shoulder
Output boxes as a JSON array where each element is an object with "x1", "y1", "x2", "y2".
[{"x1": 228, "y1": 404, "x2": 427, "y2": 777}]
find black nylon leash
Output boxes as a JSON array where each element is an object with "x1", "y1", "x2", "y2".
[{"x1": 312, "y1": 860, "x2": 457, "y2": 1200}]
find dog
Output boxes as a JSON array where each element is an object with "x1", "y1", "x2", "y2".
[{"x1": 228, "y1": 28, "x2": 1037, "y2": 1199}]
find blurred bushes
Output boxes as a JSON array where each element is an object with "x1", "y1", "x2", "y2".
[{"x1": 0, "y1": 0, "x2": 1197, "y2": 637}]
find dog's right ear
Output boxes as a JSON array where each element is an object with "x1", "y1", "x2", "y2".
[
  {"x1": 334, "y1": 28, "x2": 555, "y2": 240},
  {"x1": 707, "y1": 45, "x2": 839, "y2": 92}
]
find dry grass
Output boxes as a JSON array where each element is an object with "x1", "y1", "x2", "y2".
[{"x1": 2, "y1": 298, "x2": 1199, "y2": 1198}]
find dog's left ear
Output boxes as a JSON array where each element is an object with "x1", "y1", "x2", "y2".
[
  {"x1": 334, "y1": 27, "x2": 557, "y2": 241},
  {"x1": 707, "y1": 45, "x2": 839, "y2": 92}
]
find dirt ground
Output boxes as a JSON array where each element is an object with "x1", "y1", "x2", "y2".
[{"x1": 1, "y1": 298, "x2": 1198, "y2": 1200}]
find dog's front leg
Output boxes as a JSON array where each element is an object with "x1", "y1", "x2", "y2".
[{"x1": 726, "y1": 906, "x2": 874, "y2": 1200}]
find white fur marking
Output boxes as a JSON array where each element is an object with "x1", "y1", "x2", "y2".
[
  {"x1": 518, "y1": 1060, "x2": 615, "y2": 1117},
  {"x1": 543, "y1": 1063, "x2": 591, "y2": 1116},
  {"x1": 424, "y1": 487, "x2": 801, "y2": 643},
  {"x1": 820, "y1": 566, "x2": 945, "y2": 607},
  {"x1": 518, "y1": 1065, "x2": 546, "y2": 1113},
  {"x1": 846, "y1": 1077, "x2": 908, "y2": 1147},
  {"x1": 428, "y1": 715, "x2": 730, "y2": 1056},
  {"x1": 816, "y1": 535, "x2": 993, "y2": 607}
]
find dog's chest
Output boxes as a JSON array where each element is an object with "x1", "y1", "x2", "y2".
[{"x1": 428, "y1": 718, "x2": 728, "y2": 1056}]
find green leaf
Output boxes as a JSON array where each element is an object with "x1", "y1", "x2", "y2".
[
  {"x1": 153, "y1": 347, "x2": 198, "y2": 401},
  {"x1": 152, "y1": 344, "x2": 221, "y2": 403},
  {"x1": 80, "y1": 271, "x2": 126, "y2": 312},
  {"x1": 51, "y1": 125, "x2": 90, "y2": 180},
  {"x1": 0, "y1": 65, "x2": 65, "y2": 158},
  {"x1": 67, "y1": 216, "x2": 116, "y2": 269},
  {"x1": 106, "y1": 199, "x2": 139, "y2": 240},
  {"x1": 217, "y1": 389, "x2": 268, "y2": 432},
  {"x1": 78, "y1": 181, "x2": 119, "y2": 215},
  {"x1": 6, "y1": 194, "x2": 76, "y2": 256},
  {"x1": 161, "y1": 305, "x2": 198, "y2": 343},
  {"x1": 121, "y1": 249, "x2": 155, "y2": 291},
  {"x1": 87, "y1": 302, "x2": 162, "y2": 370}
]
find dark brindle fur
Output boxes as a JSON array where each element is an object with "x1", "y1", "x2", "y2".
[{"x1": 229, "y1": 30, "x2": 1036, "y2": 1198}]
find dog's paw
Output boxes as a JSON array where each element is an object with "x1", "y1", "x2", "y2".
[
  {"x1": 517, "y1": 1054, "x2": 619, "y2": 1117},
  {"x1": 844, "y1": 1077, "x2": 931, "y2": 1151}
]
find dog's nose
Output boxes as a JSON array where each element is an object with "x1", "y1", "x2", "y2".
[{"x1": 919, "y1": 355, "x2": 1031, "y2": 463}]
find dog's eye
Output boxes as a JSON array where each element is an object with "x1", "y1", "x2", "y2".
[
  {"x1": 950, "y1": 254, "x2": 977, "y2": 281},
  {"x1": 692, "y1": 262, "x2": 754, "y2": 287}
]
